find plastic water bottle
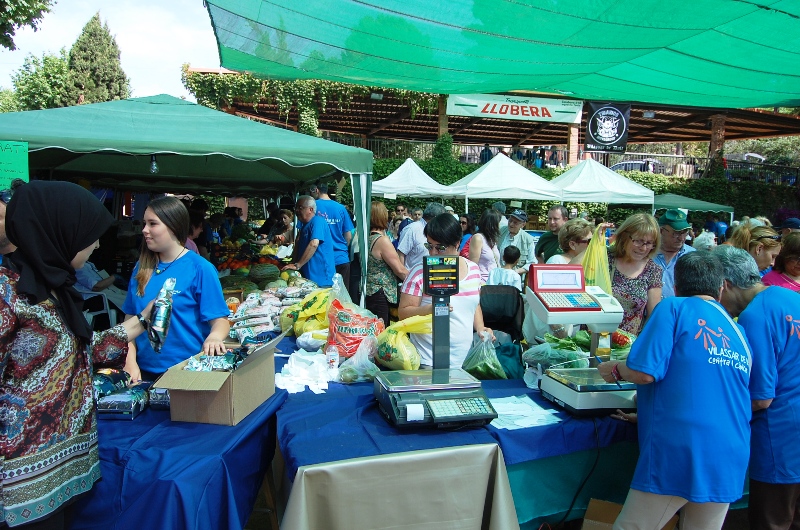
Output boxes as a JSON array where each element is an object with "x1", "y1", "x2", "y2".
[{"x1": 325, "y1": 344, "x2": 340, "y2": 381}]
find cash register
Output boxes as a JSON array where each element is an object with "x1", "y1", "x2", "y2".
[
  {"x1": 525, "y1": 264, "x2": 636, "y2": 416},
  {"x1": 374, "y1": 255, "x2": 498, "y2": 428}
]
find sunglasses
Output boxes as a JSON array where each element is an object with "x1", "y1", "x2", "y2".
[
  {"x1": 0, "y1": 189, "x2": 12, "y2": 204},
  {"x1": 757, "y1": 234, "x2": 781, "y2": 242},
  {"x1": 423, "y1": 243, "x2": 450, "y2": 252},
  {"x1": 575, "y1": 238, "x2": 592, "y2": 244}
]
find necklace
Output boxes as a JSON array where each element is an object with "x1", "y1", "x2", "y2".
[{"x1": 155, "y1": 248, "x2": 187, "y2": 275}]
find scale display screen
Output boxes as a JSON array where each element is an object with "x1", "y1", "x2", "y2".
[
  {"x1": 529, "y1": 264, "x2": 585, "y2": 293},
  {"x1": 423, "y1": 255, "x2": 459, "y2": 296}
]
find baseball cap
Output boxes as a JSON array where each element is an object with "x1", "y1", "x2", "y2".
[
  {"x1": 508, "y1": 209, "x2": 528, "y2": 223},
  {"x1": 778, "y1": 217, "x2": 800, "y2": 230},
  {"x1": 492, "y1": 201, "x2": 506, "y2": 214},
  {"x1": 658, "y1": 209, "x2": 691, "y2": 231},
  {"x1": 444, "y1": 205, "x2": 455, "y2": 212}
]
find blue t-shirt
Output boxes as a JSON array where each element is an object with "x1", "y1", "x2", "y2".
[
  {"x1": 315, "y1": 199, "x2": 354, "y2": 266},
  {"x1": 653, "y1": 244, "x2": 696, "y2": 298},
  {"x1": 296, "y1": 215, "x2": 336, "y2": 287},
  {"x1": 739, "y1": 287, "x2": 800, "y2": 484},
  {"x1": 122, "y1": 251, "x2": 229, "y2": 374},
  {"x1": 626, "y1": 296, "x2": 752, "y2": 502}
]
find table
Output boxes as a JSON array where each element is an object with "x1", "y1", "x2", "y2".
[{"x1": 68, "y1": 388, "x2": 288, "y2": 530}]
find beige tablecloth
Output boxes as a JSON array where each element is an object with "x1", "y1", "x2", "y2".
[{"x1": 281, "y1": 443, "x2": 519, "y2": 530}]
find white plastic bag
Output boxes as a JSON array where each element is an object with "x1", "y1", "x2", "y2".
[
  {"x1": 296, "y1": 330, "x2": 328, "y2": 351},
  {"x1": 337, "y1": 336, "x2": 380, "y2": 384}
]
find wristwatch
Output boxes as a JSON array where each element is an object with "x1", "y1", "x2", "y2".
[{"x1": 136, "y1": 313, "x2": 149, "y2": 331}]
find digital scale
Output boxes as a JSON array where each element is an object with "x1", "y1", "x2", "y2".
[
  {"x1": 525, "y1": 264, "x2": 636, "y2": 416},
  {"x1": 374, "y1": 255, "x2": 498, "y2": 428}
]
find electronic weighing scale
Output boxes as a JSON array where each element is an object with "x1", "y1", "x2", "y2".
[
  {"x1": 374, "y1": 255, "x2": 498, "y2": 428},
  {"x1": 525, "y1": 264, "x2": 636, "y2": 416}
]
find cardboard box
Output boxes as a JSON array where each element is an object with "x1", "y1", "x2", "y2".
[
  {"x1": 581, "y1": 499, "x2": 678, "y2": 530},
  {"x1": 154, "y1": 333, "x2": 283, "y2": 426}
]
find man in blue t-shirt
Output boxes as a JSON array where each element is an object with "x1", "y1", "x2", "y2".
[
  {"x1": 310, "y1": 183, "x2": 354, "y2": 290},
  {"x1": 715, "y1": 245, "x2": 800, "y2": 530},
  {"x1": 599, "y1": 251, "x2": 751, "y2": 530},
  {"x1": 283, "y1": 195, "x2": 335, "y2": 287}
]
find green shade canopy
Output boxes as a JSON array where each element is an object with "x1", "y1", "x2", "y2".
[
  {"x1": 205, "y1": 0, "x2": 800, "y2": 109},
  {"x1": 653, "y1": 193, "x2": 734, "y2": 222},
  {"x1": 0, "y1": 94, "x2": 373, "y2": 195}
]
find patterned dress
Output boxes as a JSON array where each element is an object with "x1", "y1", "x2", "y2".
[
  {"x1": 0, "y1": 268, "x2": 128, "y2": 526},
  {"x1": 365, "y1": 233, "x2": 399, "y2": 303},
  {"x1": 608, "y1": 256, "x2": 664, "y2": 335}
]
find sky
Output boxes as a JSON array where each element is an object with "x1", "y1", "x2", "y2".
[{"x1": 0, "y1": 0, "x2": 222, "y2": 100}]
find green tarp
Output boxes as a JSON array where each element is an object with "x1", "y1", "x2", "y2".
[
  {"x1": 654, "y1": 193, "x2": 734, "y2": 223},
  {"x1": 205, "y1": 0, "x2": 800, "y2": 109}
]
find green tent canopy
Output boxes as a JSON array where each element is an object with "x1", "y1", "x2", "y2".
[
  {"x1": 653, "y1": 193, "x2": 734, "y2": 223},
  {"x1": 205, "y1": 0, "x2": 800, "y2": 109}
]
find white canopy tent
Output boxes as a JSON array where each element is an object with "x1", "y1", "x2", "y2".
[
  {"x1": 549, "y1": 159, "x2": 654, "y2": 205},
  {"x1": 371, "y1": 158, "x2": 454, "y2": 198},
  {"x1": 448, "y1": 154, "x2": 562, "y2": 212}
]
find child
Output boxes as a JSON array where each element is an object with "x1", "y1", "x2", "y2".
[{"x1": 488, "y1": 245, "x2": 522, "y2": 290}]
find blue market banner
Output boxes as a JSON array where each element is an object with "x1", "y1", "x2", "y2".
[{"x1": 584, "y1": 103, "x2": 630, "y2": 153}]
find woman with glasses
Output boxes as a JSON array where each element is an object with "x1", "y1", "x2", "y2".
[
  {"x1": 399, "y1": 214, "x2": 493, "y2": 369},
  {"x1": 608, "y1": 213, "x2": 663, "y2": 335},
  {"x1": 468, "y1": 209, "x2": 501, "y2": 283},
  {"x1": 547, "y1": 218, "x2": 593, "y2": 264},
  {"x1": 762, "y1": 232, "x2": 800, "y2": 291},
  {"x1": 729, "y1": 223, "x2": 782, "y2": 275},
  {"x1": 365, "y1": 202, "x2": 408, "y2": 326}
]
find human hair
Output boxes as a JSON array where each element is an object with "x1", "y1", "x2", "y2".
[
  {"x1": 728, "y1": 224, "x2": 780, "y2": 257},
  {"x1": 548, "y1": 205, "x2": 569, "y2": 221},
  {"x1": 424, "y1": 213, "x2": 462, "y2": 248},
  {"x1": 460, "y1": 213, "x2": 476, "y2": 235},
  {"x1": 503, "y1": 245, "x2": 521, "y2": 265},
  {"x1": 422, "y1": 202, "x2": 446, "y2": 221},
  {"x1": 188, "y1": 209, "x2": 204, "y2": 230},
  {"x1": 558, "y1": 218, "x2": 593, "y2": 251},
  {"x1": 297, "y1": 195, "x2": 316, "y2": 212},
  {"x1": 279, "y1": 209, "x2": 294, "y2": 222},
  {"x1": 773, "y1": 232, "x2": 800, "y2": 273},
  {"x1": 755, "y1": 215, "x2": 772, "y2": 227},
  {"x1": 693, "y1": 231, "x2": 717, "y2": 251},
  {"x1": 208, "y1": 212, "x2": 224, "y2": 228},
  {"x1": 492, "y1": 201, "x2": 506, "y2": 214},
  {"x1": 477, "y1": 208, "x2": 501, "y2": 248},
  {"x1": 674, "y1": 252, "x2": 723, "y2": 298},
  {"x1": 135, "y1": 196, "x2": 190, "y2": 296},
  {"x1": 610, "y1": 213, "x2": 661, "y2": 260},
  {"x1": 189, "y1": 198, "x2": 208, "y2": 213},
  {"x1": 266, "y1": 202, "x2": 280, "y2": 215},
  {"x1": 317, "y1": 183, "x2": 329, "y2": 194},
  {"x1": 412, "y1": 208, "x2": 422, "y2": 216},
  {"x1": 712, "y1": 245, "x2": 762, "y2": 289},
  {"x1": 370, "y1": 201, "x2": 389, "y2": 231}
]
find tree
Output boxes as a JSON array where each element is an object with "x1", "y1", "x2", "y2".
[
  {"x1": 0, "y1": 88, "x2": 19, "y2": 113},
  {"x1": 66, "y1": 13, "x2": 129, "y2": 105},
  {"x1": 12, "y1": 48, "x2": 70, "y2": 110},
  {"x1": 0, "y1": 0, "x2": 54, "y2": 50}
]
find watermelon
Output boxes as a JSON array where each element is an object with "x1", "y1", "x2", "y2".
[{"x1": 249, "y1": 263, "x2": 280, "y2": 282}]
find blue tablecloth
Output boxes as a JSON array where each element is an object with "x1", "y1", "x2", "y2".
[{"x1": 69, "y1": 388, "x2": 288, "y2": 530}]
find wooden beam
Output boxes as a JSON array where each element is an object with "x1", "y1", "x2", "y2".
[
  {"x1": 634, "y1": 113, "x2": 713, "y2": 137},
  {"x1": 368, "y1": 109, "x2": 412, "y2": 135},
  {"x1": 516, "y1": 122, "x2": 551, "y2": 145},
  {"x1": 450, "y1": 117, "x2": 484, "y2": 136}
]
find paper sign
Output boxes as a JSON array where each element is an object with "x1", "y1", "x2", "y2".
[{"x1": 0, "y1": 141, "x2": 29, "y2": 188}]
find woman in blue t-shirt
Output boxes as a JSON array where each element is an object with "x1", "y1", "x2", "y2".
[{"x1": 122, "y1": 197, "x2": 230, "y2": 381}]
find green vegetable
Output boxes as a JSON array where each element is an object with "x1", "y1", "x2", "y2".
[{"x1": 543, "y1": 333, "x2": 582, "y2": 351}]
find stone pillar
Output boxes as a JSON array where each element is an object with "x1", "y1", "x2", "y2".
[
  {"x1": 568, "y1": 123, "x2": 580, "y2": 166},
  {"x1": 438, "y1": 95, "x2": 448, "y2": 137}
]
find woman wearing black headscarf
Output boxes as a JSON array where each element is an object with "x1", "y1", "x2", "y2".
[{"x1": 0, "y1": 181, "x2": 153, "y2": 529}]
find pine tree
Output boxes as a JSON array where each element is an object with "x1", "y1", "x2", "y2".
[{"x1": 66, "y1": 13, "x2": 130, "y2": 105}]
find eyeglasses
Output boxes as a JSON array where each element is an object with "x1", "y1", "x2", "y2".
[
  {"x1": 661, "y1": 227, "x2": 691, "y2": 239},
  {"x1": 575, "y1": 238, "x2": 592, "y2": 244},
  {"x1": 630, "y1": 239, "x2": 656, "y2": 248},
  {"x1": 0, "y1": 189, "x2": 12, "y2": 204},
  {"x1": 423, "y1": 243, "x2": 450, "y2": 252},
  {"x1": 460, "y1": 221, "x2": 468, "y2": 225}
]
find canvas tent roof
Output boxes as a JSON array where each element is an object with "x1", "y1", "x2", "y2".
[
  {"x1": 205, "y1": 0, "x2": 800, "y2": 109},
  {"x1": 448, "y1": 154, "x2": 562, "y2": 208},
  {"x1": 550, "y1": 159, "x2": 654, "y2": 205},
  {"x1": 0, "y1": 94, "x2": 373, "y2": 195},
  {"x1": 654, "y1": 193, "x2": 734, "y2": 214},
  {"x1": 371, "y1": 158, "x2": 453, "y2": 198}
]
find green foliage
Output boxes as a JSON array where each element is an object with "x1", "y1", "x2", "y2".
[
  {"x1": 67, "y1": 13, "x2": 130, "y2": 105},
  {"x1": 0, "y1": 88, "x2": 19, "y2": 113},
  {"x1": 0, "y1": 0, "x2": 53, "y2": 50},
  {"x1": 726, "y1": 136, "x2": 800, "y2": 166},
  {"x1": 12, "y1": 48, "x2": 70, "y2": 110}
]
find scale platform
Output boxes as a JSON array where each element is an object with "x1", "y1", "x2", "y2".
[{"x1": 540, "y1": 367, "x2": 636, "y2": 417}]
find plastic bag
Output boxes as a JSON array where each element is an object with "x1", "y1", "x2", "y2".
[
  {"x1": 375, "y1": 315, "x2": 430, "y2": 370},
  {"x1": 293, "y1": 288, "x2": 332, "y2": 336},
  {"x1": 581, "y1": 225, "x2": 612, "y2": 295},
  {"x1": 338, "y1": 336, "x2": 381, "y2": 384},
  {"x1": 296, "y1": 330, "x2": 329, "y2": 351},
  {"x1": 522, "y1": 342, "x2": 589, "y2": 371},
  {"x1": 462, "y1": 332, "x2": 507, "y2": 380},
  {"x1": 327, "y1": 298, "x2": 384, "y2": 358}
]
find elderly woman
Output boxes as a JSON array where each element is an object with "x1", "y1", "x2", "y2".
[
  {"x1": 365, "y1": 201, "x2": 408, "y2": 326},
  {"x1": 728, "y1": 224, "x2": 781, "y2": 275},
  {"x1": 399, "y1": 213, "x2": 493, "y2": 369},
  {"x1": 608, "y1": 213, "x2": 663, "y2": 335},
  {"x1": 547, "y1": 218, "x2": 593, "y2": 264},
  {"x1": 762, "y1": 232, "x2": 800, "y2": 291}
]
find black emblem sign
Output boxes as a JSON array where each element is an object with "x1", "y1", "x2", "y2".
[{"x1": 585, "y1": 102, "x2": 631, "y2": 153}]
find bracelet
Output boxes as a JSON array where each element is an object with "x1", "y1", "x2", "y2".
[
  {"x1": 611, "y1": 363, "x2": 624, "y2": 382},
  {"x1": 136, "y1": 313, "x2": 149, "y2": 331}
]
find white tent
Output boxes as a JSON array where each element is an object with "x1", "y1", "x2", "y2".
[
  {"x1": 448, "y1": 154, "x2": 562, "y2": 211},
  {"x1": 371, "y1": 158, "x2": 454, "y2": 198},
  {"x1": 550, "y1": 158, "x2": 654, "y2": 205}
]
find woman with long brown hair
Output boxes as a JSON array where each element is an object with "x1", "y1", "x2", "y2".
[{"x1": 122, "y1": 196, "x2": 230, "y2": 381}]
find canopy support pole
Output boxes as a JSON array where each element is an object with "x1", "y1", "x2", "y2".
[{"x1": 350, "y1": 173, "x2": 372, "y2": 307}]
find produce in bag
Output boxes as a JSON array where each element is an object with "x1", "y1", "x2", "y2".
[
  {"x1": 148, "y1": 277, "x2": 176, "y2": 352},
  {"x1": 581, "y1": 225, "x2": 612, "y2": 295},
  {"x1": 337, "y1": 336, "x2": 381, "y2": 384},
  {"x1": 522, "y1": 342, "x2": 589, "y2": 370},
  {"x1": 462, "y1": 331, "x2": 507, "y2": 380},
  {"x1": 292, "y1": 288, "x2": 332, "y2": 336},
  {"x1": 327, "y1": 298, "x2": 385, "y2": 358},
  {"x1": 375, "y1": 315, "x2": 430, "y2": 370}
]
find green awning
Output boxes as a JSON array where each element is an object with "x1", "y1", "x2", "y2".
[
  {"x1": 0, "y1": 94, "x2": 373, "y2": 195},
  {"x1": 654, "y1": 193, "x2": 733, "y2": 214},
  {"x1": 205, "y1": 0, "x2": 800, "y2": 109}
]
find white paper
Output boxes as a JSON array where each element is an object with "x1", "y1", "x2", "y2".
[
  {"x1": 406, "y1": 403, "x2": 425, "y2": 422},
  {"x1": 489, "y1": 395, "x2": 561, "y2": 430}
]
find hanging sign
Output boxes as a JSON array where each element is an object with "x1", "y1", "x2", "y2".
[
  {"x1": 584, "y1": 103, "x2": 631, "y2": 153},
  {"x1": 0, "y1": 141, "x2": 29, "y2": 188},
  {"x1": 447, "y1": 94, "x2": 583, "y2": 124}
]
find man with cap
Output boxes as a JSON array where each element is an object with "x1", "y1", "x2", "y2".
[
  {"x1": 443, "y1": 205, "x2": 458, "y2": 220},
  {"x1": 654, "y1": 209, "x2": 696, "y2": 298},
  {"x1": 777, "y1": 217, "x2": 800, "y2": 238},
  {"x1": 310, "y1": 183, "x2": 354, "y2": 290},
  {"x1": 493, "y1": 201, "x2": 508, "y2": 229},
  {"x1": 498, "y1": 209, "x2": 536, "y2": 275}
]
